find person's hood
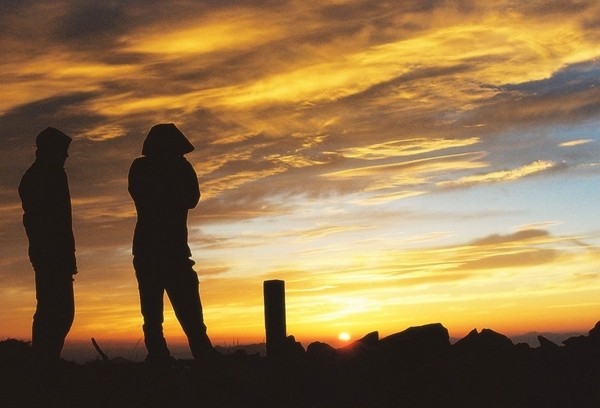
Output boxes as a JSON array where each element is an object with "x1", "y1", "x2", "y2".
[
  {"x1": 142, "y1": 123, "x2": 194, "y2": 157},
  {"x1": 35, "y1": 127, "x2": 72, "y2": 152}
]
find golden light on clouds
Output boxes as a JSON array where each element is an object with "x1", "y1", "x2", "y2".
[
  {"x1": 1, "y1": 55, "x2": 138, "y2": 113},
  {"x1": 332, "y1": 138, "x2": 481, "y2": 160},
  {"x1": 123, "y1": 10, "x2": 283, "y2": 56},
  {"x1": 438, "y1": 160, "x2": 556, "y2": 188},
  {"x1": 323, "y1": 152, "x2": 490, "y2": 193},
  {"x1": 79, "y1": 124, "x2": 126, "y2": 141},
  {"x1": 353, "y1": 190, "x2": 427, "y2": 205},
  {"x1": 560, "y1": 139, "x2": 593, "y2": 147}
]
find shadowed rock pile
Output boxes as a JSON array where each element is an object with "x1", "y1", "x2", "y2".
[{"x1": 1, "y1": 321, "x2": 600, "y2": 407}]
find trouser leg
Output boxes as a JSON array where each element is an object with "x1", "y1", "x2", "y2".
[
  {"x1": 165, "y1": 265, "x2": 213, "y2": 360},
  {"x1": 135, "y1": 262, "x2": 171, "y2": 361},
  {"x1": 32, "y1": 271, "x2": 74, "y2": 367}
]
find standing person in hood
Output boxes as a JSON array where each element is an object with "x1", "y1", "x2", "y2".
[
  {"x1": 18, "y1": 127, "x2": 77, "y2": 376},
  {"x1": 128, "y1": 123, "x2": 215, "y2": 366}
]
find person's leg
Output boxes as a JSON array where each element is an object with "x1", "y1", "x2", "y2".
[
  {"x1": 165, "y1": 261, "x2": 213, "y2": 360},
  {"x1": 134, "y1": 258, "x2": 171, "y2": 362},
  {"x1": 30, "y1": 268, "x2": 74, "y2": 402},
  {"x1": 32, "y1": 269, "x2": 74, "y2": 366}
]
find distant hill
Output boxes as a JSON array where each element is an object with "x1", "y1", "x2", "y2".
[
  {"x1": 449, "y1": 331, "x2": 584, "y2": 347},
  {"x1": 215, "y1": 342, "x2": 266, "y2": 356},
  {"x1": 510, "y1": 331, "x2": 584, "y2": 347}
]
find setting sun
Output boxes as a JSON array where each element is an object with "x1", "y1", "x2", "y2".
[{"x1": 338, "y1": 332, "x2": 351, "y2": 342}]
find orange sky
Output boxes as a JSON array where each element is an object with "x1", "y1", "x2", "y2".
[{"x1": 1, "y1": 1, "x2": 600, "y2": 351}]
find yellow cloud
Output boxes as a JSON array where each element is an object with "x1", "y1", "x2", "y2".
[
  {"x1": 200, "y1": 167, "x2": 288, "y2": 199},
  {"x1": 559, "y1": 139, "x2": 593, "y2": 147},
  {"x1": 79, "y1": 124, "x2": 126, "y2": 141},
  {"x1": 190, "y1": 10, "x2": 600, "y2": 112},
  {"x1": 353, "y1": 190, "x2": 427, "y2": 205},
  {"x1": 122, "y1": 10, "x2": 283, "y2": 56},
  {"x1": 322, "y1": 152, "x2": 489, "y2": 193},
  {"x1": 3, "y1": 1, "x2": 600, "y2": 122},
  {"x1": 1, "y1": 54, "x2": 138, "y2": 114},
  {"x1": 265, "y1": 153, "x2": 328, "y2": 169},
  {"x1": 437, "y1": 160, "x2": 555, "y2": 187},
  {"x1": 194, "y1": 149, "x2": 255, "y2": 177},
  {"x1": 296, "y1": 225, "x2": 372, "y2": 241},
  {"x1": 325, "y1": 152, "x2": 487, "y2": 178},
  {"x1": 331, "y1": 137, "x2": 481, "y2": 160}
]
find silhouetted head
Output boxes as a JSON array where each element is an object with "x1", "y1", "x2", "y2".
[
  {"x1": 35, "y1": 127, "x2": 72, "y2": 164},
  {"x1": 142, "y1": 123, "x2": 194, "y2": 157}
]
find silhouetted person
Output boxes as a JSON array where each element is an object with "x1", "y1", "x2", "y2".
[
  {"x1": 18, "y1": 127, "x2": 76, "y2": 375},
  {"x1": 128, "y1": 123, "x2": 215, "y2": 367}
]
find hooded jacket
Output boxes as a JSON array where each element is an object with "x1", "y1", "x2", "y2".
[
  {"x1": 128, "y1": 124, "x2": 200, "y2": 262},
  {"x1": 18, "y1": 128, "x2": 76, "y2": 273}
]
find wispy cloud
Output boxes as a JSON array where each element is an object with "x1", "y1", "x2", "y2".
[
  {"x1": 329, "y1": 137, "x2": 481, "y2": 160},
  {"x1": 437, "y1": 160, "x2": 556, "y2": 188},
  {"x1": 560, "y1": 139, "x2": 594, "y2": 147}
]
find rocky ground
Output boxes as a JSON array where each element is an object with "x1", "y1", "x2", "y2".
[{"x1": 1, "y1": 321, "x2": 600, "y2": 407}]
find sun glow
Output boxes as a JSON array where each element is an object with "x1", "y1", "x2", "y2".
[{"x1": 338, "y1": 332, "x2": 351, "y2": 342}]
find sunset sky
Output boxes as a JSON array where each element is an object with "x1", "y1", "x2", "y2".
[{"x1": 2, "y1": 0, "x2": 600, "y2": 352}]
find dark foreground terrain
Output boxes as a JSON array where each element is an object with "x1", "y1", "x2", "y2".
[{"x1": 2, "y1": 321, "x2": 600, "y2": 408}]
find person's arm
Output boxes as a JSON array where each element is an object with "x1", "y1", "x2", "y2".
[
  {"x1": 128, "y1": 158, "x2": 146, "y2": 205},
  {"x1": 19, "y1": 169, "x2": 77, "y2": 274},
  {"x1": 182, "y1": 159, "x2": 200, "y2": 209}
]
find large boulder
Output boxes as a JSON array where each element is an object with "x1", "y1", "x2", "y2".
[
  {"x1": 306, "y1": 341, "x2": 338, "y2": 363},
  {"x1": 589, "y1": 320, "x2": 600, "y2": 343},
  {"x1": 537, "y1": 335, "x2": 560, "y2": 350},
  {"x1": 452, "y1": 328, "x2": 514, "y2": 356},
  {"x1": 338, "y1": 331, "x2": 379, "y2": 355},
  {"x1": 374, "y1": 323, "x2": 450, "y2": 365},
  {"x1": 379, "y1": 323, "x2": 450, "y2": 349}
]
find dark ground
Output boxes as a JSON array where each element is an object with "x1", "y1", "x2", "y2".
[{"x1": 2, "y1": 321, "x2": 600, "y2": 408}]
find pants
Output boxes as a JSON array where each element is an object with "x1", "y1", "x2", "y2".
[
  {"x1": 134, "y1": 257, "x2": 213, "y2": 362},
  {"x1": 32, "y1": 268, "x2": 74, "y2": 368}
]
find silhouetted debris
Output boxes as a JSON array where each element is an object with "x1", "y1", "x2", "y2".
[
  {"x1": 3, "y1": 321, "x2": 600, "y2": 407},
  {"x1": 91, "y1": 337, "x2": 110, "y2": 362}
]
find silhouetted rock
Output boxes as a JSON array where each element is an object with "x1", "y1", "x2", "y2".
[
  {"x1": 589, "y1": 320, "x2": 600, "y2": 342},
  {"x1": 338, "y1": 330, "x2": 378, "y2": 354},
  {"x1": 453, "y1": 328, "x2": 513, "y2": 356},
  {"x1": 561, "y1": 321, "x2": 600, "y2": 354},
  {"x1": 376, "y1": 323, "x2": 449, "y2": 364},
  {"x1": 356, "y1": 330, "x2": 379, "y2": 347},
  {"x1": 307, "y1": 341, "x2": 338, "y2": 362},
  {"x1": 334, "y1": 331, "x2": 377, "y2": 363},
  {"x1": 512, "y1": 331, "x2": 584, "y2": 347},
  {"x1": 282, "y1": 334, "x2": 305, "y2": 357},
  {"x1": 538, "y1": 335, "x2": 560, "y2": 349},
  {"x1": 515, "y1": 341, "x2": 532, "y2": 351},
  {"x1": 380, "y1": 323, "x2": 449, "y2": 348},
  {"x1": 3, "y1": 321, "x2": 600, "y2": 407},
  {"x1": 0, "y1": 338, "x2": 32, "y2": 365},
  {"x1": 0, "y1": 338, "x2": 32, "y2": 394},
  {"x1": 562, "y1": 334, "x2": 587, "y2": 348}
]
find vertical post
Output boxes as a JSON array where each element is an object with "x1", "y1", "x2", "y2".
[{"x1": 264, "y1": 280, "x2": 286, "y2": 357}]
